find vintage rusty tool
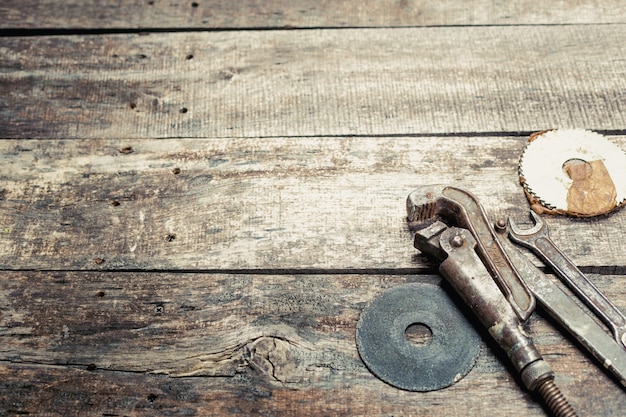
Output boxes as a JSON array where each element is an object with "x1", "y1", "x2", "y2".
[
  {"x1": 407, "y1": 185, "x2": 536, "y2": 322},
  {"x1": 406, "y1": 185, "x2": 626, "y2": 416},
  {"x1": 495, "y1": 223, "x2": 626, "y2": 391},
  {"x1": 507, "y1": 211, "x2": 626, "y2": 349},
  {"x1": 408, "y1": 187, "x2": 576, "y2": 417}
]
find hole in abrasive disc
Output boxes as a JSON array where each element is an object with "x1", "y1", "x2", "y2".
[{"x1": 405, "y1": 323, "x2": 433, "y2": 347}]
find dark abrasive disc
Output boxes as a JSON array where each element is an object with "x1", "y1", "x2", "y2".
[{"x1": 356, "y1": 282, "x2": 481, "y2": 391}]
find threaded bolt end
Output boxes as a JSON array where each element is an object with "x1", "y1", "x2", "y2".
[
  {"x1": 536, "y1": 378, "x2": 578, "y2": 417},
  {"x1": 521, "y1": 359, "x2": 554, "y2": 391}
]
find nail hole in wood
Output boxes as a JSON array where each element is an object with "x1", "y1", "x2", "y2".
[
  {"x1": 86, "y1": 364, "x2": 97, "y2": 371},
  {"x1": 191, "y1": 2, "x2": 199, "y2": 7},
  {"x1": 173, "y1": 167, "x2": 181, "y2": 175},
  {"x1": 119, "y1": 146, "x2": 134, "y2": 154},
  {"x1": 129, "y1": 102, "x2": 137, "y2": 109},
  {"x1": 186, "y1": 54, "x2": 194, "y2": 60},
  {"x1": 111, "y1": 200, "x2": 121, "y2": 207},
  {"x1": 165, "y1": 234, "x2": 176, "y2": 242},
  {"x1": 147, "y1": 393, "x2": 158, "y2": 402},
  {"x1": 180, "y1": 107, "x2": 188, "y2": 114},
  {"x1": 96, "y1": 291, "x2": 106, "y2": 298},
  {"x1": 93, "y1": 258, "x2": 105, "y2": 265}
]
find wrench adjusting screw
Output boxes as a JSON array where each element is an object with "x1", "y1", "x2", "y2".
[{"x1": 536, "y1": 379, "x2": 577, "y2": 417}]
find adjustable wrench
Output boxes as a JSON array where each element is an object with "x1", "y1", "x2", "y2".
[
  {"x1": 413, "y1": 220, "x2": 570, "y2": 413},
  {"x1": 407, "y1": 185, "x2": 626, "y2": 416},
  {"x1": 408, "y1": 186, "x2": 576, "y2": 416},
  {"x1": 507, "y1": 211, "x2": 626, "y2": 349},
  {"x1": 407, "y1": 185, "x2": 536, "y2": 321}
]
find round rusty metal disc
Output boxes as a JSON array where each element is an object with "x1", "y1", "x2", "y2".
[
  {"x1": 356, "y1": 282, "x2": 481, "y2": 391},
  {"x1": 519, "y1": 129, "x2": 626, "y2": 217}
]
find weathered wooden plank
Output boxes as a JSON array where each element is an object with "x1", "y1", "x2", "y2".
[
  {"x1": 2, "y1": 0, "x2": 626, "y2": 29},
  {"x1": 1, "y1": 136, "x2": 625, "y2": 271},
  {"x1": 2, "y1": 26, "x2": 626, "y2": 139},
  {"x1": 1, "y1": 271, "x2": 625, "y2": 416},
  {"x1": 0, "y1": 363, "x2": 548, "y2": 416}
]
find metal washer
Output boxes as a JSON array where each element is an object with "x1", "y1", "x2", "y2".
[{"x1": 356, "y1": 282, "x2": 481, "y2": 391}]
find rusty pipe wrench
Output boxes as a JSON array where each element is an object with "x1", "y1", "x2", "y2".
[
  {"x1": 408, "y1": 187, "x2": 577, "y2": 416},
  {"x1": 507, "y1": 211, "x2": 626, "y2": 349},
  {"x1": 412, "y1": 221, "x2": 563, "y2": 400},
  {"x1": 407, "y1": 185, "x2": 536, "y2": 321},
  {"x1": 407, "y1": 186, "x2": 626, "y2": 413}
]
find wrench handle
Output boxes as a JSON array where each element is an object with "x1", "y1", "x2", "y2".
[
  {"x1": 436, "y1": 228, "x2": 547, "y2": 380},
  {"x1": 534, "y1": 236, "x2": 626, "y2": 348}
]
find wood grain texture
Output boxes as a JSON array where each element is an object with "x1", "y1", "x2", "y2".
[
  {"x1": 3, "y1": 25, "x2": 626, "y2": 139},
  {"x1": 3, "y1": 2, "x2": 626, "y2": 415},
  {"x1": 2, "y1": 271, "x2": 625, "y2": 416},
  {"x1": 2, "y1": 0, "x2": 626, "y2": 29},
  {"x1": 1, "y1": 136, "x2": 625, "y2": 271}
]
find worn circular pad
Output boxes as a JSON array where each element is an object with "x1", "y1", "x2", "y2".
[
  {"x1": 519, "y1": 129, "x2": 626, "y2": 216},
  {"x1": 356, "y1": 282, "x2": 481, "y2": 391}
]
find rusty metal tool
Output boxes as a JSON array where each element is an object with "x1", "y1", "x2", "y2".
[
  {"x1": 408, "y1": 185, "x2": 577, "y2": 417},
  {"x1": 496, "y1": 222, "x2": 626, "y2": 390},
  {"x1": 407, "y1": 185, "x2": 626, "y2": 416},
  {"x1": 407, "y1": 185, "x2": 536, "y2": 321},
  {"x1": 508, "y1": 211, "x2": 626, "y2": 349}
]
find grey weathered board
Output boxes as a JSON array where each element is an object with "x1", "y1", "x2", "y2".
[
  {"x1": 2, "y1": 0, "x2": 626, "y2": 29},
  {"x1": 2, "y1": 271, "x2": 626, "y2": 416},
  {"x1": 2, "y1": 26, "x2": 626, "y2": 139},
  {"x1": 2, "y1": 1, "x2": 626, "y2": 416},
  {"x1": 1, "y1": 137, "x2": 625, "y2": 271}
]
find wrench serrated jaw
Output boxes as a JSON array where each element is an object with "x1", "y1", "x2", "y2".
[{"x1": 406, "y1": 185, "x2": 447, "y2": 226}]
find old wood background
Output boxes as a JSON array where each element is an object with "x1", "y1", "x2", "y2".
[{"x1": 1, "y1": 1, "x2": 626, "y2": 416}]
